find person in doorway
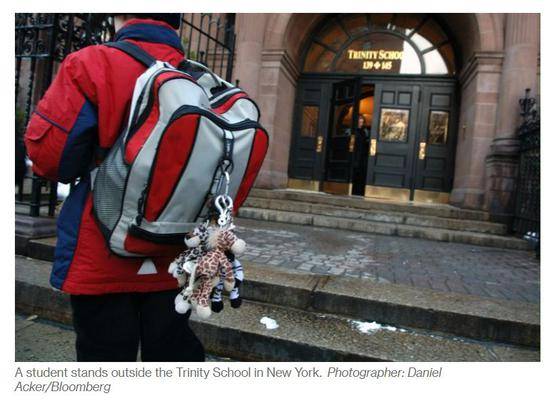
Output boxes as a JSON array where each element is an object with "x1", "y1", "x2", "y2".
[
  {"x1": 24, "y1": 14, "x2": 205, "y2": 362},
  {"x1": 351, "y1": 114, "x2": 370, "y2": 195},
  {"x1": 357, "y1": 114, "x2": 370, "y2": 141}
]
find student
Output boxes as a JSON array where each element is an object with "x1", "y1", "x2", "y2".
[{"x1": 24, "y1": 14, "x2": 205, "y2": 362}]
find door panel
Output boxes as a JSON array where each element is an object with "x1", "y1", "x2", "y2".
[
  {"x1": 366, "y1": 83, "x2": 420, "y2": 199},
  {"x1": 288, "y1": 81, "x2": 329, "y2": 189},
  {"x1": 413, "y1": 84, "x2": 457, "y2": 197},
  {"x1": 324, "y1": 78, "x2": 360, "y2": 194}
]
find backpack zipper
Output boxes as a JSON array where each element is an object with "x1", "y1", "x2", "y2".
[
  {"x1": 135, "y1": 108, "x2": 263, "y2": 227},
  {"x1": 168, "y1": 105, "x2": 263, "y2": 131}
]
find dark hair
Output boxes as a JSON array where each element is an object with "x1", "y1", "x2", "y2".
[{"x1": 114, "y1": 13, "x2": 182, "y2": 29}]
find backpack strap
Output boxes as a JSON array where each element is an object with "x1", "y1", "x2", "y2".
[{"x1": 105, "y1": 41, "x2": 156, "y2": 68}]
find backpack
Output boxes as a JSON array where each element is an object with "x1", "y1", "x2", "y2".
[{"x1": 91, "y1": 41, "x2": 269, "y2": 257}]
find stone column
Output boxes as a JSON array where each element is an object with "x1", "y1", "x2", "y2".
[
  {"x1": 233, "y1": 14, "x2": 301, "y2": 189},
  {"x1": 450, "y1": 51, "x2": 504, "y2": 210},
  {"x1": 484, "y1": 14, "x2": 539, "y2": 225},
  {"x1": 254, "y1": 50, "x2": 300, "y2": 188},
  {"x1": 232, "y1": 14, "x2": 267, "y2": 98}
]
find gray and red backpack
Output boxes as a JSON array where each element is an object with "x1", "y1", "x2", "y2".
[{"x1": 92, "y1": 41, "x2": 268, "y2": 257}]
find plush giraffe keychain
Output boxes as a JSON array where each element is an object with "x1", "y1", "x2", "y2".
[
  {"x1": 169, "y1": 170, "x2": 246, "y2": 318},
  {"x1": 210, "y1": 195, "x2": 245, "y2": 313}
]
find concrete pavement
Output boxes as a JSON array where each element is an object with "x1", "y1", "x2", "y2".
[
  {"x1": 15, "y1": 314, "x2": 233, "y2": 362},
  {"x1": 15, "y1": 314, "x2": 75, "y2": 362},
  {"x1": 234, "y1": 218, "x2": 540, "y2": 304}
]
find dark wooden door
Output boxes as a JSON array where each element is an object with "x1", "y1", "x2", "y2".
[
  {"x1": 413, "y1": 84, "x2": 457, "y2": 195},
  {"x1": 366, "y1": 83, "x2": 421, "y2": 200},
  {"x1": 324, "y1": 78, "x2": 360, "y2": 194},
  {"x1": 288, "y1": 80, "x2": 330, "y2": 189}
]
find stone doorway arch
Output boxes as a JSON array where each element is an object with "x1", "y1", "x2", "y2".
[{"x1": 243, "y1": 13, "x2": 509, "y2": 210}]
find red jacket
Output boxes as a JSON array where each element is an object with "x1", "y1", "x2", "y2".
[{"x1": 25, "y1": 19, "x2": 187, "y2": 294}]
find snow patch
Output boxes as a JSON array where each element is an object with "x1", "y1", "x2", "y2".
[
  {"x1": 260, "y1": 316, "x2": 279, "y2": 330},
  {"x1": 350, "y1": 320, "x2": 398, "y2": 334}
]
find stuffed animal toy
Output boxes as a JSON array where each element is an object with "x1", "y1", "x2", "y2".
[
  {"x1": 174, "y1": 223, "x2": 246, "y2": 318},
  {"x1": 167, "y1": 222, "x2": 209, "y2": 286},
  {"x1": 211, "y1": 255, "x2": 244, "y2": 313}
]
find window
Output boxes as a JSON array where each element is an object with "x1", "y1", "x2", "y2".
[
  {"x1": 428, "y1": 111, "x2": 449, "y2": 144},
  {"x1": 333, "y1": 33, "x2": 422, "y2": 75},
  {"x1": 332, "y1": 104, "x2": 353, "y2": 137},
  {"x1": 300, "y1": 106, "x2": 319, "y2": 137},
  {"x1": 303, "y1": 14, "x2": 455, "y2": 76},
  {"x1": 379, "y1": 108, "x2": 410, "y2": 142}
]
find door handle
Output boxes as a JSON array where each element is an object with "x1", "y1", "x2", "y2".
[
  {"x1": 348, "y1": 135, "x2": 356, "y2": 152},
  {"x1": 316, "y1": 135, "x2": 324, "y2": 153},
  {"x1": 418, "y1": 142, "x2": 426, "y2": 160},
  {"x1": 369, "y1": 139, "x2": 377, "y2": 156}
]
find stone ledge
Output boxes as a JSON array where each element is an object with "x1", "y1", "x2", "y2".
[
  {"x1": 249, "y1": 188, "x2": 490, "y2": 221},
  {"x1": 244, "y1": 196, "x2": 507, "y2": 235},
  {"x1": 14, "y1": 258, "x2": 539, "y2": 362},
  {"x1": 238, "y1": 207, "x2": 529, "y2": 250},
  {"x1": 15, "y1": 253, "x2": 540, "y2": 348},
  {"x1": 15, "y1": 214, "x2": 57, "y2": 238}
]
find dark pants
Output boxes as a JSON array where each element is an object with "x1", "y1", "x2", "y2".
[{"x1": 70, "y1": 289, "x2": 205, "y2": 362}]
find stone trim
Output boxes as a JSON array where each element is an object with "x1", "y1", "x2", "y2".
[
  {"x1": 261, "y1": 49, "x2": 300, "y2": 84},
  {"x1": 459, "y1": 51, "x2": 504, "y2": 89}
]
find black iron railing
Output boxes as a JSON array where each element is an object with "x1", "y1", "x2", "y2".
[
  {"x1": 15, "y1": 13, "x2": 114, "y2": 217},
  {"x1": 15, "y1": 13, "x2": 236, "y2": 217},
  {"x1": 179, "y1": 13, "x2": 236, "y2": 82},
  {"x1": 513, "y1": 89, "x2": 540, "y2": 245}
]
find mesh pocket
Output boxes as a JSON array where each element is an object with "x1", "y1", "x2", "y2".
[{"x1": 93, "y1": 141, "x2": 129, "y2": 235}]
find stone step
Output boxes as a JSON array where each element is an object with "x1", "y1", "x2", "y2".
[
  {"x1": 244, "y1": 263, "x2": 539, "y2": 348},
  {"x1": 250, "y1": 188, "x2": 491, "y2": 221},
  {"x1": 244, "y1": 196, "x2": 507, "y2": 235},
  {"x1": 238, "y1": 207, "x2": 529, "y2": 250},
  {"x1": 15, "y1": 256, "x2": 538, "y2": 362},
  {"x1": 16, "y1": 244, "x2": 540, "y2": 348},
  {"x1": 15, "y1": 314, "x2": 234, "y2": 362},
  {"x1": 190, "y1": 298, "x2": 539, "y2": 362}
]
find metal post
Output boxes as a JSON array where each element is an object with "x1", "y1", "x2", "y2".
[{"x1": 29, "y1": 176, "x2": 41, "y2": 217}]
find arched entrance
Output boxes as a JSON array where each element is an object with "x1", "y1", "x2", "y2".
[{"x1": 288, "y1": 14, "x2": 459, "y2": 202}]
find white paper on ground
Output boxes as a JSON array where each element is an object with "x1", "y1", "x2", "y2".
[
  {"x1": 350, "y1": 320, "x2": 399, "y2": 334},
  {"x1": 260, "y1": 316, "x2": 279, "y2": 330}
]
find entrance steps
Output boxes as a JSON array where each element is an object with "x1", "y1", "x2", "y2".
[
  {"x1": 239, "y1": 189, "x2": 528, "y2": 250},
  {"x1": 15, "y1": 236, "x2": 539, "y2": 361}
]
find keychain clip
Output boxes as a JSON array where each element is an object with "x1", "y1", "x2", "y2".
[
  {"x1": 223, "y1": 171, "x2": 230, "y2": 196},
  {"x1": 215, "y1": 194, "x2": 233, "y2": 227},
  {"x1": 212, "y1": 135, "x2": 234, "y2": 228}
]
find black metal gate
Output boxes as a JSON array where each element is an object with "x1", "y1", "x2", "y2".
[
  {"x1": 15, "y1": 13, "x2": 236, "y2": 217},
  {"x1": 513, "y1": 89, "x2": 540, "y2": 239},
  {"x1": 15, "y1": 13, "x2": 114, "y2": 217},
  {"x1": 179, "y1": 13, "x2": 236, "y2": 82}
]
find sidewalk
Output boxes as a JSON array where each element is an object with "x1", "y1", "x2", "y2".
[
  {"x1": 234, "y1": 217, "x2": 539, "y2": 304},
  {"x1": 15, "y1": 314, "x2": 233, "y2": 362},
  {"x1": 15, "y1": 314, "x2": 75, "y2": 362}
]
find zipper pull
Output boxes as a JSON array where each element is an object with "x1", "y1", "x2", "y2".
[{"x1": 136, "y1": 189, "x2": 147, "y2": 226}]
